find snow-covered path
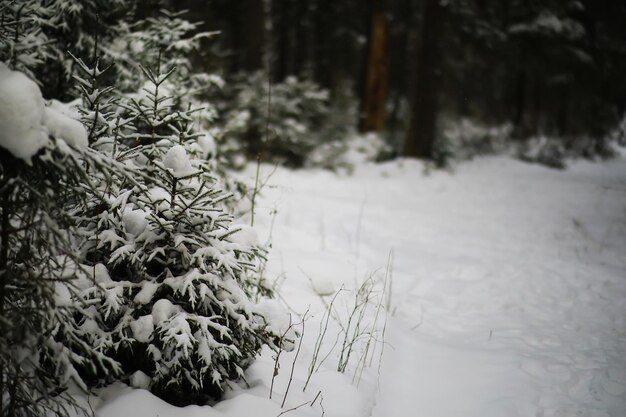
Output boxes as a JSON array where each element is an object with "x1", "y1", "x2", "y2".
[{"x1": 257, "y1": 156, "x2": 626, "y2": 417}]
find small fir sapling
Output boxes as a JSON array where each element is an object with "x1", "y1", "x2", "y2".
[
  {"x1": 2, "y1": 0, "x2": 283, "y2": 401},
  {"x1": 76, "y1": 60, "x2": 280, "y2": 405},
  {"x1": 2, "y1": 1, "x2": 282, "y2": 408}
]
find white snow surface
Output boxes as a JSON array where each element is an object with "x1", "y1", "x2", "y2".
[{"x1": 88, "y1": 154, "x2": 626, "y2": 417}]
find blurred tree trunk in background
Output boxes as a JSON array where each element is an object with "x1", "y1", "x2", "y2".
[
  {"x1": 274, "y1": 1, "x2": 297, "y2": 81},
  {"x1": 238, "y1": 0, "x2": 267, "y2": 72},
  {"x1": 404, "y1": 0, "x2": 447, "y2": 159},
  {"x1": 359, "y1": 0, "x2": 390, "y2": 133},
  {"x1": 513, "y1": 68, "x2": 528, "y2": 138},
  {"x1": 387, "y1": 0, "x2": 419, "y2": 146}
]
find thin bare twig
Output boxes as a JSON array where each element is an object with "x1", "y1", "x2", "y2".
[
  {"x1": 276, "y1": 400, "x2": 310, "y2": 417},
  {"x1": 281, "y1": 307, "x2": 309, "y2": 408},
  {"x1": 270, "y1": 314, "x2": 294, "y2": 400}
]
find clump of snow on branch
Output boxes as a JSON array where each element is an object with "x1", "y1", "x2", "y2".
[
  {"x1": 0, "y1": 63, "x2": 48, "y2": 162},
  {"x1": 162, "y1": 145, "x2": 195, "y2": 176},
  {"x1": 0, "y1": 63, "x2": 88, "y2": 163}
]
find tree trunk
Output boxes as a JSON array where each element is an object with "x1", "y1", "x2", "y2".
[
  {"x1": 239, "y1": 0, "x2": 267, "y2": 72},
  {"x1": 513, "y1": 69, "x2": 527, "y2": 138},
  {"x1": 404, "y1": 0, "x2": 446, "y2": 159},
  {"x1": 359, "y1": 0, "x2": 390, "y2": 133},
  {"x1": 557, "y1": 85, "x2": 570, "y2": 136}
]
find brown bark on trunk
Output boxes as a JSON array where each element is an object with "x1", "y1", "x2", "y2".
[
  {"x1": 404, "y1": 0, "x2": 446, "y2": 159},
  {"x1": 359, "y1": 0, "x2": 390, "y2": 133}
]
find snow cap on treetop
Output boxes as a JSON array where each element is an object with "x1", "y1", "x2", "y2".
[{"x1": 163, "y1": 144, "x2": 195, "y2": 176}]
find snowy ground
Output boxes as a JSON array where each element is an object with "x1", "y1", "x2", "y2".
[{"x1": 93, "y1": 154, "x2": 626, "y2": 417}]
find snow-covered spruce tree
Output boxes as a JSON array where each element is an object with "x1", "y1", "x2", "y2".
[
  {"x1": 75, "y1": 60, "x2": 279, "y2": 405},
  {"x1": 0, "y1": 63, "x2": 120, "y2": 416}
]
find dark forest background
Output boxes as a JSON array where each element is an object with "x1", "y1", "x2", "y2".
[
  {"x1": 6, "y1": 0, "x2": 626, "y2": 167},
  {"x1": 160, "y1": 0, "x2": 626, "y2": 164}
]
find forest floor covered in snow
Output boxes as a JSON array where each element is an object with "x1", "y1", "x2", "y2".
[{"x1": 91, "y1": 153, "x2": 626, "y2": 417}]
